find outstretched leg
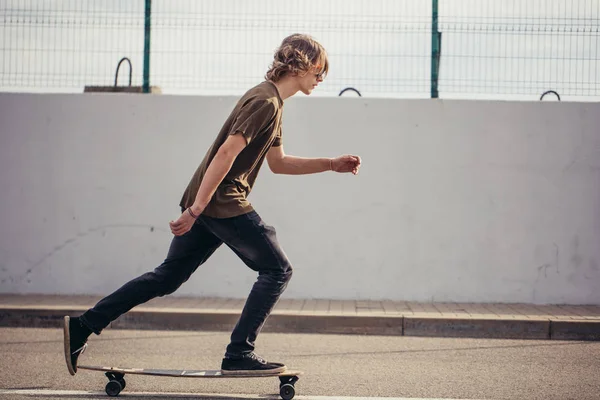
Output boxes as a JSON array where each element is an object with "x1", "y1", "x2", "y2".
[{"x1": 64, "y1": 220, "x2": 222, "y2": 375}]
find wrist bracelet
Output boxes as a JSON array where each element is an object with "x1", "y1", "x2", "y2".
[
  {"x1": 187, "y1": 207, "x2": 199, "y2": 219},
  {"x1": 330, "y1": 159, "x2": 333, "y2": 171}
]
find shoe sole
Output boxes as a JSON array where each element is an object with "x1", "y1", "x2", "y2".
[
  {"x1": 63, "y1": 316, "x2": 76, "y2": 376},
  {"x1": 221, "y1": 365, "x2": 287, "y2": 376}
]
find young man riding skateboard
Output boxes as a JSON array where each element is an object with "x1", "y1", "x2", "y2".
[{"x1": 64, "y1": 33, "x2": 361, "y2": 376}]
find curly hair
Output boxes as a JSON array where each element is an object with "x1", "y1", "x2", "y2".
[{"x1": 265, "y1": 34, "x2": 329, "y2": 83}]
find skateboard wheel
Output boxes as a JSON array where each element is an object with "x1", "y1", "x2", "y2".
[
  {"x1": 105, "y1": 380, "x2": 122, "y2": 397},
  {"x1": 118, "y1": 378, "x2": 126, "y2": 390},
  {"x1": 279, "y1": 383, "x2": 295, "y2": 400}
]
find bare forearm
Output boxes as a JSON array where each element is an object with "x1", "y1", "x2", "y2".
[
  {"x1": 191, "y1": 152, "x2": 235, "y2": 213},
  {"x1": 276, "y1": 155, "x2": 332, "y2": 175}
]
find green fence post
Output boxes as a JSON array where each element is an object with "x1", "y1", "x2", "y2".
[
  {"x1": 431, "y1": 0, "x2": 440, "y2": 98},
  {"x1": 143, "y1": 0, "x2": 152, "y2": 93}
]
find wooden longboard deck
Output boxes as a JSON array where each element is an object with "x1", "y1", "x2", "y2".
[{"x1": 79, "y1": 365, "x2": 303, "y2": 378}]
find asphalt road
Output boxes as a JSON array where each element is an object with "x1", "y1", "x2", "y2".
[{"x1": 0, "y1": 327, "x2": 598, "y2": 400}]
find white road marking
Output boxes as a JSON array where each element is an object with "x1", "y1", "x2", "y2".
[{"x1": 0, "y1": 388, "x2": 482, "y2": 399}]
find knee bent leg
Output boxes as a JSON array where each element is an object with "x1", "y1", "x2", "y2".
[{"x1": 264, "y1": 264, "x2": 293, "y2": 288}]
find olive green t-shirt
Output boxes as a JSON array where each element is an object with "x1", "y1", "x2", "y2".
[{"x1": 179, "y1": 81, "x2": 283, "y2": 218}]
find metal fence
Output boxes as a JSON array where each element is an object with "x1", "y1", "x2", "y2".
[
  {"x1": 439, "y1": 0, "x2": 599, "y2": 100},
  {"x1": 1, "y1": 0, "x2": 598, "y2": 101}
]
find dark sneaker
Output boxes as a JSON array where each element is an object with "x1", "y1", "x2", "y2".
[
  {"x1": 63, "y1": 316, "x2": 91, "y2": 375},
  {"x1": 221, "y1": 352, "x2": 287, "y2": 375}
]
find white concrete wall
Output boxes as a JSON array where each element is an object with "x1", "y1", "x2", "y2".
[{"x1": 1, "y1": 93, "x2": 599, "y2": 305}]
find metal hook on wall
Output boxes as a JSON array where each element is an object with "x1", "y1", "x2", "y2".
[
  {"x1": 540, "y1": 90, "x2": 561, "y2": 101},
  {"x1": 114, "y1": 57, "x2": 133, "y2": 87},
  {"x1": 338, "y1": 87, "x2": 362, "y2": 97}
]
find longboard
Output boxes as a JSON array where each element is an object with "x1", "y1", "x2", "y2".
[{"x1": 78, "y1": 364, "x2": 303, "y2": 399}]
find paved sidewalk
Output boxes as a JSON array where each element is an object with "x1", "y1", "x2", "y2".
[{"x1": 1, "y1": 294, "x2": 599, "y2": 340}]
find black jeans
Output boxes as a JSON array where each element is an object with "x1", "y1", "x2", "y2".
[{"x1": 79, "y1": 210, "x2": 293, "y2": 357}]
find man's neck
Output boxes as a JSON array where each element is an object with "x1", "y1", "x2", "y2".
[{"x1": 271, "y1": 77, "x2": 300, "y2": 101}]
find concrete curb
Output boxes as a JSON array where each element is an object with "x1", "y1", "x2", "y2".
[
  {"x1": 1, "y1": 306, "x2": 599, "y2": 340},
  {"x1": 550, "y1": 320, "x2": 600, "y2": 341},
  {"x1": 404, "y1": 317, "x2": 550, "y2": 340}
]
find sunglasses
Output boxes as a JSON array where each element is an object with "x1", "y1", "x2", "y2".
[{"x1": 313, "y1": 63, "x2": 325, "y2": 80}]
